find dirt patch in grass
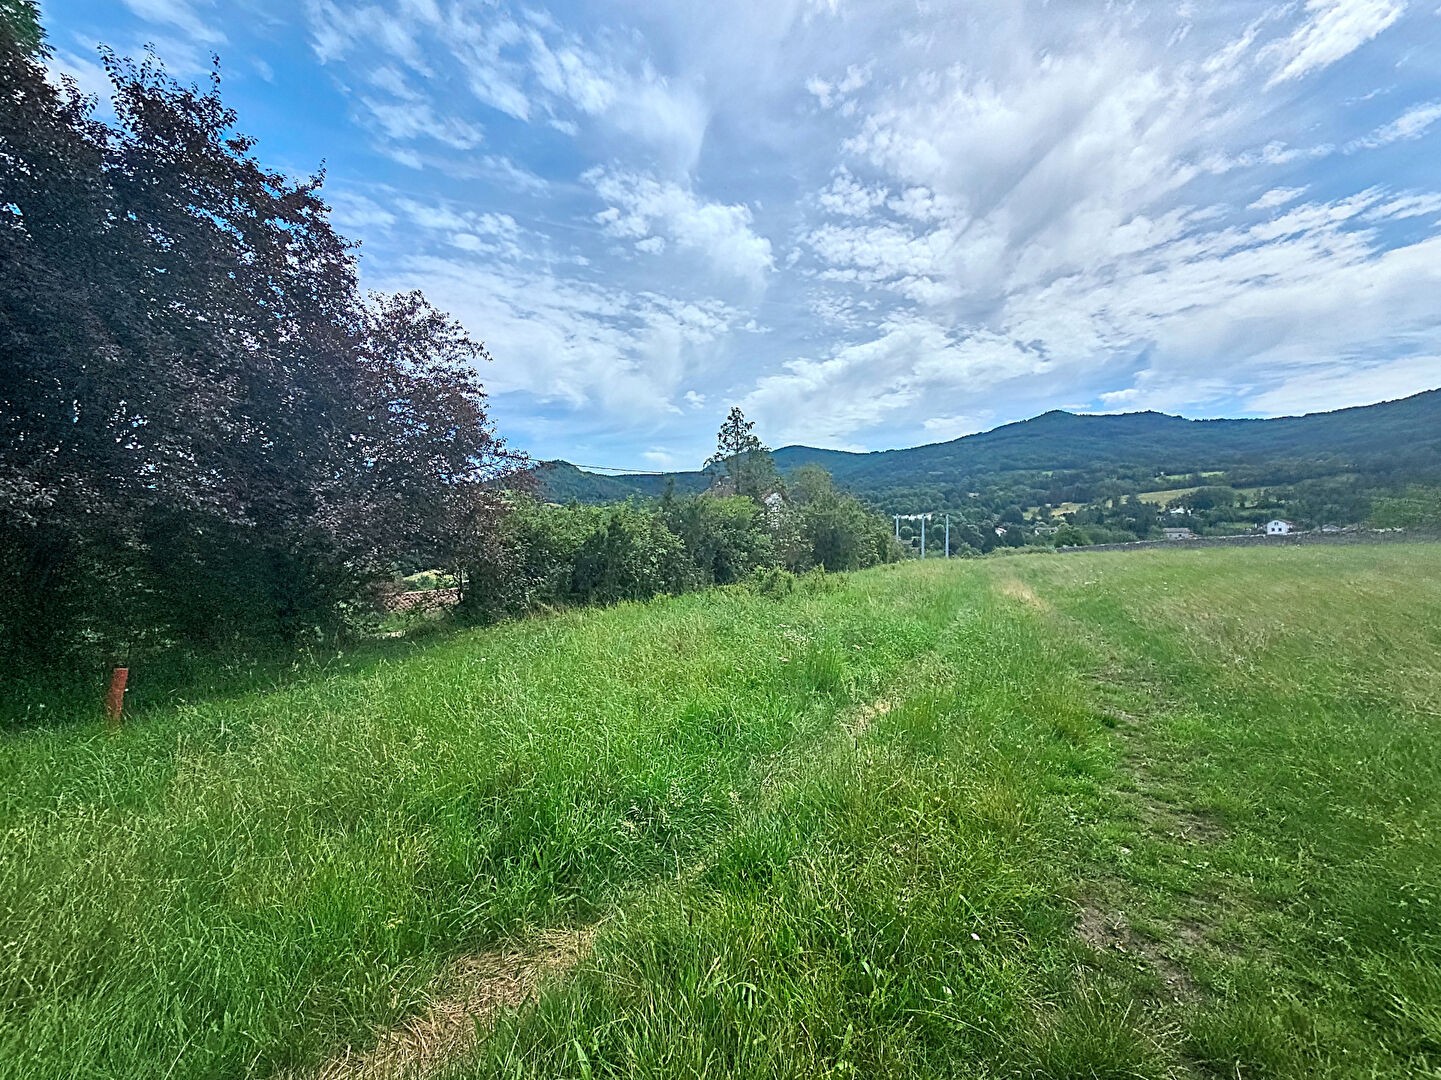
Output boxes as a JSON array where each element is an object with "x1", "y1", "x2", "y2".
[
  {"x1": 845, "y1": 696, "x2": 894, "y2": 738},
  {"x1": 1075, "y1": 901, "x2": 1199, "y2": 1003},
  {"x1": 1126, "y1": 753, "x2": 1232, "y2": 845},
  {"x1": 315, "y1": 928, "x2": 594, "y2": 1080},
  {"x1": 996, "y1": 578, "x2": 1052, "y2": 612},
  {"x1": 1148, "y1": 804, "x2": 1229, "y2": 845}
]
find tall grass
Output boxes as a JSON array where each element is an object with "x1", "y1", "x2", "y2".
[{"x1": 1, "y1": 545, "x2": 1438, "y2": 1078}]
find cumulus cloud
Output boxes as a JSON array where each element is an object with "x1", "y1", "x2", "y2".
[
  {"x1": 807, "y1": 63, "x2": 871, "y2": 109},
  {"x1": 735, "y1": 2, "x2": 1441, "y2": 448},
  {"x1": 245, "y1": 0, "x2": 1441, "y2": 459},
  {"x1": 389, "y1": 250, "x2": 743, "y2": 419},
  {"x1": 587, "y1": 169, "x2": 774, "y2": 286},
  {"x1": 743, "y1": 318, "x2": 1052, "y2": 444}
]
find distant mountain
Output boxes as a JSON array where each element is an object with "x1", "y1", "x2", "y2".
[{"x1": 535, "y1": 389, "x2": 1441, "y2": 511}]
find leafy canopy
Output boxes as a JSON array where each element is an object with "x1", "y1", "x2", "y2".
[
  {"x1": 705, "y1": 406, "x2": 778, "y2": 501},
  {"x1": 0, "y1": 32, "x2": 520, "y2": 663}
]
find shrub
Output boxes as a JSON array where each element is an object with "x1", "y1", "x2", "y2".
[
  {"x1": 569, "y1": 505, "x2": 697, "y2": 605},
  {"x1": 749, "y1": 566, "x2": 797, "y2": 598}
]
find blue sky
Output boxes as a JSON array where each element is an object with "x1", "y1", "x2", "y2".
[{"x1": 43, "y1": 0, "x2": 1441, "y2": 469}]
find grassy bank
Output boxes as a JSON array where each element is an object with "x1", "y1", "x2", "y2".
[{"x1": 1, "y1": 545, "x2": 1437, "y2": 1077}]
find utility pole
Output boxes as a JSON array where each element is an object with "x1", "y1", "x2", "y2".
[
  {"x1": 945, "y1": 513, "x2": 950, "y2": 558},
  {"x1": 896, "y1": 511, "x2": 939, "y2": 559}
]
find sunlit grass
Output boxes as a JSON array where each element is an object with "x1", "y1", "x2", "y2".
[{"x1": 1, "y1": 545, "x2": 1437, "y2": 1078}]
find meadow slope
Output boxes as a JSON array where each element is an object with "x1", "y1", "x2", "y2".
[{"x1": 1, "y1": 545, "x2": 1438, "y2": 1078}]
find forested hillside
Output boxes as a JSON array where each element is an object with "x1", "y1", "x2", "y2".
[
  {"x1": 538, "y1": 391, "x2": 1441, "y2": 552},
  {"x1": 541, "y1": 390, "x2": 1441, "y2": 512}
]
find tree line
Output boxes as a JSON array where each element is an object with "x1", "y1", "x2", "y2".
[
  {"x1": 460, "y1": 456, "x2": 901, "y2": 623},
  {"x1": 1, "y1": 14, "x2": 519, "y2": 666},
  {"x1": 1, "y1": 14, "x2": 900, "y2": 674}
]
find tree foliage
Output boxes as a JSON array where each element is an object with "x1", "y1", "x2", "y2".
[
  {"x1": 783, "y1": 465, "x2": 900, "y2": 571},
  {"x1": 0, "y1": 0, "x2": 42, "y2": 56},
  {"x1": 0, "y1": 39, "x2": 518, "y2": 664},
  {"x1": 705, "y1": 406, "x2": 778, "y2": 500},
  {"x1": 458, "y1": 480, "x2": 899, "y2": 623}
]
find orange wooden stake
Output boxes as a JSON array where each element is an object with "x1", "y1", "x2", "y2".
[{"x1": 105, "y1": 666, "x2": 129, "y2": 728}]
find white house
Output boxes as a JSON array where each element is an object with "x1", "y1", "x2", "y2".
[{"x1": 1266, "y1": 519, "x2": 1295, "y2": 535}]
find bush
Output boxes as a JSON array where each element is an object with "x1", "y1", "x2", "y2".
[
  {"x1": 749, "y1": 566, "x2": 797, "y2": 598},
  {"x1": 570, "y1": 505, "x2": 697, "y2": 605},
  {"x1": 460, "y1": 469, "x2": 899, "y2": 623},
  {"x1": 660, "y1": 494, "x2": 776, "y2": 585},
  {"x1": 783, "y1": 466, "x2": 900, "y2": 572}
]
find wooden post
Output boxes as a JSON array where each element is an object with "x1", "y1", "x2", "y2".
[{"x1": 105, "y1": 666, "x2": 128, "y2": 729}]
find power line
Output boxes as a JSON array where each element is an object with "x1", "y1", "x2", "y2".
[
  {"x1": 559, "y1": 462, "x2": 678, "y2": 476},
  {"x1": 894, "y1": 512, "x2": 952, "y2": 558}
]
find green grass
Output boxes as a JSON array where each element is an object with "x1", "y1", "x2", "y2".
[
  {"x1": 2, "y1": 545, "x2": 1438, "y2": 1078},
  {"x1": 1133, "y1": 485, "x2": 1267, "y2": 506}
]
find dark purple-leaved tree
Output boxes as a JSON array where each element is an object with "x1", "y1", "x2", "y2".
[{"x1": 0, "y1": 13, "x2": 522, "y2": 664}]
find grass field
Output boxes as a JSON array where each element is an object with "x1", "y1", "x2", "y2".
[
  {"x1": 2, "y1": 545, "x2": 1438, "y2": 1078},
  {"x1": 1133, "y1": 486, "x2": 1267, "y2": 506}
]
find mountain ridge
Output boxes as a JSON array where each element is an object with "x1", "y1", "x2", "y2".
[{"x1": 535, "y1": 388, "x2": 1441, "y2": 510}]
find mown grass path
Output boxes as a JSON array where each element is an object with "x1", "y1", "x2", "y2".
[
  {"x1": 1, "y1": 545, "x2": 1437, "y2": 1078},
  {"x1": 1013, "y1": 544, "x2": 1441, "y2": 1078}
]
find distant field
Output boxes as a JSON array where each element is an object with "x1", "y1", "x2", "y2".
[
  {"x1": 1136, "y1": 485, "x2": 1203, "y2": 504},
  {"x1": 2, "y1": 545, "x2": 1438, "y2": 1078},
  {"x1": 1135, "y1": 485, "x2": 1267, "y2": 505},
  {"x1": 1151, "y1": 471, "x2": 1226, "y2": 485}
]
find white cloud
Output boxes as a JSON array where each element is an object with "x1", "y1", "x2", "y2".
[
  {"x1": 247, "y1": 0, "x2": 1441, "y2": 457},
  {"x1": 1246, "y1": 355, "x2": 1441, "y2": 414},
  {"x1": 1351, "y1": 99, "x2": 1441, "y2": 147},
  {"x1": 1264, "y1": 0, "x2": 1405, "y2": 87},
  {"x1": 807, "y1": 63, "x2": 871, "y2": 109},
  {"x1": 45, "y1": 49, "x2": 113, "y2": 103},
  {"x1": 325, "y1": 190, "x2": 398, "y2": 234},
  {"x1": 358, "y1": 97, "x2": 484, "y2": 149},
  {"x1": 305, "y1": 2, "x2": 710, "y2": 170},
  {"x1": 121, "y1": 0, "x2": 225, "y2": 45},
  {"x1": 587, "y1": 169, "x2": 774, "y2": 286},
  {"x1": 920, "y1": 413, "x2": 989, "y2": 441},
  {"x1": 1362, "y1": 191, "x2": 1441, "y2": 220},
  {"x1": 725, "y1": 3, "x2": 1441, "y2": 448},
  {"x1": 1249, "y1": 186, "x2": 1309, "y2": 210},
  {"x1": 818, "y1": 169, "x2": 888, "y2": 216},
  {"x1": 389, "y1": 251, "x2": 741, "y2": 419},
  {"x1": 306, "y1": 1, "x2": 426, "y2": 69},
  {"x1": 743, "y1": 318, "x2": 1051, "y2": 445}
]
